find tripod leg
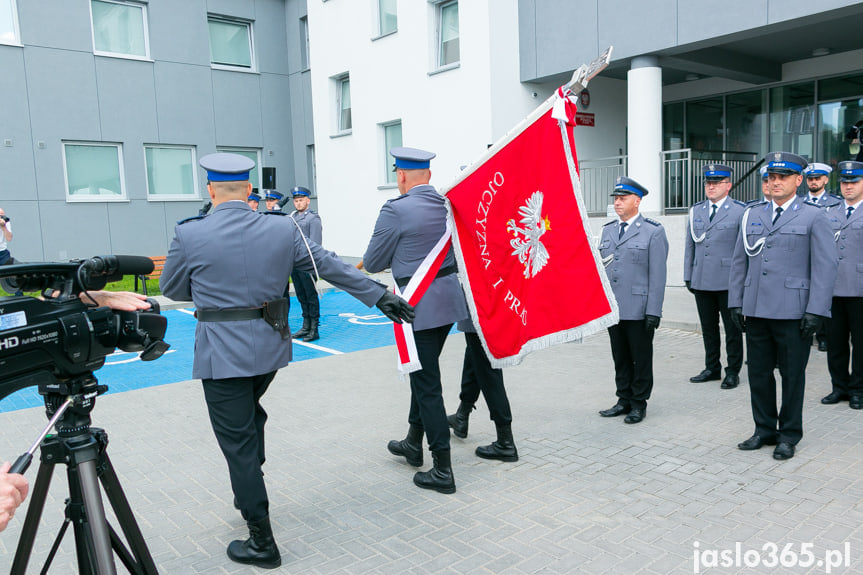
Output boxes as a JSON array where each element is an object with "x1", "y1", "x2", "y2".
[
  {"x1": 71, "y1": 457, "x2": 117, "y2": 575},
  {"x1": 11, "y1": 460, "x2": 55, "y2": 575},
  {"x1": 99, "y1": 452, "x2": 159, "y2": 574}
]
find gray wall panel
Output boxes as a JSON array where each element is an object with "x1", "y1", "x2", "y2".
[
  {"x1": 108, "y1": 200, "x2": 171, "y2": 255},
  {"x1": 678, "y1": 0, "x2": 769, "y2": 45},
  {"x1": 153, "y1": 62, "x2": 216, "y2": 146},
  {"x1": 597, "y1": 0, "x2": 678, "y2": 61},
  {"x1": 95, "y1": 58, "x2": 159, "y2": 147},
  {"x1": 212, "y1": 71, "x2": 263, "y2": 146},
  {"x1": 1, "y1": 200, "x2": 44, "y2": 262},
  {"x1": 17, "y1": 0, "x2": 92, "y2": 52},
  {"x1": 534, "y1": 0, "x2": 598, "y2": 80},
  {"x1": 255, "y1": 0, "x2": 290, "y2": 75},
  {"x1": 0, "y1": 48, "x2": 36, "y2": 204},
  {"x1": 768, "y1": 0, "x2": 862, "y2": 23},
  {"x1": 39, "y1": 201, "x2": 112, "y2": 261},
  {"x1": 207, "y1": 0, "x2": 255, "y2": 21},
  {"x1": 260, "y1": 74, "x2": 295, "y2": 186},
  {"x1": 149, "y1": 0, "x2": 210, "y2": 65},
  {"x1": 518, "y1": 0, "x2": 537, "y2": 81}
]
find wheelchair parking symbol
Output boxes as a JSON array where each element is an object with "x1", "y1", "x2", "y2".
[{"x1": 338, "y1": 312, "x2": 392, "y2": 326}]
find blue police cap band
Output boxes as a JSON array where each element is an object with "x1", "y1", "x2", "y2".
[
  {"x1": 840, "y1": 169, "x2": 863, "y2": 180},
  {"x1": 394, "y1": 158, "x2": 431, "y2": 170},
  {"x1": 613, "y1": 184, "x2": 644, "y2": 197},
  {"x1": 704, "y1": 170, "x2": 731, "y2": 179},
  {"x1": 207, "y1": 170, "x2": 250, "y2": 182},
  {"x1": 767, "y1": 160, "x2": 805, "y2": 173},
  {"x1": 806, "y1": 170, "x2": 830, "y2": 176}
]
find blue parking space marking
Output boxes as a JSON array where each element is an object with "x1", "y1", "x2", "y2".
[{"x1": 0, "y1": 291, "x2": 405, "y2": 414}]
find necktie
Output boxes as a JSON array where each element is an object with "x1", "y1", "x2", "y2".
[
  {"x1": 772, "y1": 206, "x2": 783, "y2": 225},
  {"x1": 848, "y1": 206, "x2": 855, "y2": 219},
  {"x1": 619, "y1": 222, "x2": 627, "y2": 239},
  {"x1": 709, "y1": 204, "x2": 717, "y2": 222}
]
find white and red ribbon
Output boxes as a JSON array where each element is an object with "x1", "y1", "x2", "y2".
[
  {"x1": 551, "y1": 86, "x2": 577, "y2": 126},
  {"x1": 393, "y1": 224, "x2": 453, "y2": 377}
]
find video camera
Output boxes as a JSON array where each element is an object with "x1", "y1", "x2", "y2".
[{"x1": 0, "y1": 255, "x2": 170, "y2": 405}]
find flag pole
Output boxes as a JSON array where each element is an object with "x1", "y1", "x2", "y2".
[{"x1": 439, "y1": 46, "x2": 613, "y2": 196}]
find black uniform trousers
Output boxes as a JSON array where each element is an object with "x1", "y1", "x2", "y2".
[
  {"x1": 693, "y1": 289, "x2": 743, "y2": 375},
  {"x1": 290, "y1": 269, "x2": 320, "y2": 319},
  {"x1": 745, "y1": 317, "x2": 810, "y2": 445},
  {"x1": 202, "y1": 371, "x2": 276, "y2": 522},
  {"x1": 408, "y1": 324, "x2": 453, "y2": 452},
  {"x1": 607, "y1": 319, "x2": 655, "y2": 410},
  {"x1": 458, "y1": 332, "x2": 513, "y2": 425},
  {"x1": 827, "y1": 296, "x2": 863, "y2": 396}
]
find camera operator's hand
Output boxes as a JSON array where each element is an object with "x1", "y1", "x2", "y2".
[
  {"x1": 80, "y1": 291, "x2": 152, "y2": 311},
  {"x1": 0, "y1": 461, "x2": 29, "y2": 533},
  {"x1": 375, "y1": 292, "x2": 415, "y2": 324}
]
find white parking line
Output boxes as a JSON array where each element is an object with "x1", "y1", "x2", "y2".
[{"x1": 291, "y1": 339, "x2": 344, "y2": 354}]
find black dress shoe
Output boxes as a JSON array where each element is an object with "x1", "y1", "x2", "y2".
[
  {"x1": 773, "y1": 442, "x2": 795, "y2": 460},
  {"x1": 689, "y1": 369, "x2": 721, "y2": 383},
  {"x1": 624, "y1": 408, "x2": 645, "y2": 424},
  {"x1": 821, "y1": 391, "x2": 849, "y2": 405},
  {"x1": 737, "y1": 434, "x2": 777, "y2": 451},
  {"x1": 598, "y1": 403, "x2": 631, "y2": 417},
  {"x1": 818, "y1": 340, "x2": 828, "y2": 352},
  {"x1": 720, "y1": 373, "x2": 739, "y2": 389},
  {"x1": 850, "y1": 395, "x2": 863, "y2": 410}
]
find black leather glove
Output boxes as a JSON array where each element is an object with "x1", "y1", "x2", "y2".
[
  {"x1": 800, "y1": 313, "x2": 825, "y2": 340},
  {"x1": 685, "y1": 280, "x2": 695, "y2": 294},
  {"x1": 729, "y1": 307, "x2": 745, "y2": 333},
  {"x1": 375, "y1": 292, "x2": 415, "y2": 324},
  {"x1": 645, "y1": 315, "x2": 660, "y2": 332}
]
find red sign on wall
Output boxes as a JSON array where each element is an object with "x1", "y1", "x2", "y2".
[{"x1": 575, "y1": 112, "x2": 595, "y2": 127}]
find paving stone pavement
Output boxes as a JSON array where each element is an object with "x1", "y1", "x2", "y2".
[{"x1": 2, "y1": 288, "x2": 863, "y2": 574}]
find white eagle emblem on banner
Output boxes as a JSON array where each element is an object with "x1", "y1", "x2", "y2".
[{"x1": 507, "y1": 191, "x2": 551, "y2": 278}]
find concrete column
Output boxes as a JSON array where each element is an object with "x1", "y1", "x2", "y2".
[{"x1": 627, "y1": 56, "x2": 663, "y2": 214}]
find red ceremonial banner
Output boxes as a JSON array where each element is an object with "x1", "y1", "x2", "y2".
[{"x1": 443, "y1": 89, "x2": 618, "y2": 367}]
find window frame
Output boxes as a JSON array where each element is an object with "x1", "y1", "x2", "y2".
[
  {"x1": 215, "y1": 147, "x2": 262, "y2": 189},
  {"x1": 433, "y1": 0, "x2": 459, "y2": 72},
  {"x1": 62, "y1": 141, "x2": 128, "y2": 203},
  {"x1": 379, "y1": 120, "x2": 403, "y2": 187},
  {"x1": 375, "y1": 0, "x2": 397, "y2": 39},
  {"x1": 208, "y1": 15, "x2": 256, "y2": 72},
  {"x1": 299, "y1": 16, "x2": 310, "y2": 71},
  {"x1": 0, "y1": 0, "x2": 21, "y2": 46},
  {"x1": 333, "y1": 74, "x2": 352, "y2": 135},
  {"x1": 89, "y1": 0, "x2": 151, "y2": 61},
  {"x1": 143, "y1": 144, "x2": 200, "y2": 201}
]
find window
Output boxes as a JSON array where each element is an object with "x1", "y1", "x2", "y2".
[
  {"x1": 436, "y1": 1, "x2": 459, "y2": 68},
  {"x1": 382, "y1": 121, "x2": 402, "y2": 184},
  {"x1": 0, "y1": 0, "x2": 19, "y2": 45},
  {"x1": 63, "y1": 142, "x2": 126, "y2": 202},
  {"x1": 208, "y1": 16, "x2": 254, "y2": 70},
  {"x1": 90, "y1": 0, "x2": 149, "y2": 59},
  {"x1": 336, "y1": 75, "x2": 352, "y2": 133},
  {"x1": 378, "y1": 0, "x2": 397, "y2": 37},
  {"x1": 144, "y1": 145, "x2": 198, "y2": 200},
  {"x1": 299, "y1": 16, "x2": 310, "y2": 70},
  {"x1": 216, "y1": 148, "x2": 261, "y2": 189}
]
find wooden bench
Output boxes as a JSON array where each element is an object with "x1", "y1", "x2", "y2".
[{"x1": 134, "y1": 256, "x2": 167, "y2": 296}]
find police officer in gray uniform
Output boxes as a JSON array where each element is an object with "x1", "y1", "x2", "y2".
[
  {"x1": 287, "y1": 186, "x2": 323, "y2": 342},
  {"x1": 247, "y1": 189, "x2": 261, "y2": 211},
  {"x1": 364, "y1": 146, "x2": 468, "y2": 494},
  {"x1": 822, "y1": 160, "x2": 863, "y2": 408},
  {"x1": 729, "y1": 152, "x2": 838, "y2": 461},
  {"x1": 684, "y1": 164, "x2": 746, "y2": 389},
  {"x1": 160, "y1": 153, "x2": 414, "y2": 569},
  {"x1": 598, "y1": 176, "x2": 668, "y2": 424}
]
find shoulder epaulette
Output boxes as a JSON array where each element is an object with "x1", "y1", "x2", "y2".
[
  {"x1": 643, "y1": 217, "x2": 661, "y2": 226},
  {"x1": 603, "y1": 219, "x2": 617, "y2": 227},
  {"x1": 177, "y1": 215, "x2": 205, "y2": 225},
  {"x1": 745, "y1": 198, "x2": 766, "y2": 206},
  {"x1": 733, "y1": 199, "x2": 746, "y2": 207},
  {"x1": 803, "y1": 198, "x2": 822, "y2": 208},
  {"x1": 264, "y1": 210, "x2": 289, "y2": 216},
  {"x1": 388, "y1": 194, "x2": 410, "y2": 203}
]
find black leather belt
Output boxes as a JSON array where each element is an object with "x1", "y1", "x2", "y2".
[
  {"x1": 395, "y1": 265, "x2": 458, "y2": 289},
  {"x1": 195, "y1": 307, "x2": 263, "y2": 322}
]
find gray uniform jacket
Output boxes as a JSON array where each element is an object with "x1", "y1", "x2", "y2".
[
  {"x1": 808, "y1": 193, "x2": 842, "y2": 208},
  {"x1": 728, "y1": 197, "x2": 838, "y2": 319},
  {"x1": 161, "y1": 201, "x2": 385, "y2": 380},
  {"x1": 363, "y1": 184, "x2": 468, "y2": 331},
  {"x1": 826, "y1": 203, "x2": 863, "y2": 298},
  {"x1": 599, "y1": 214, "x2": 669, "y2": 321},
  {"x1": 683, "y1": 198, "x2": 745, "y2": 291},
  {"x1": 291, "y1": 209, "x2": 323, "y2": 245}
]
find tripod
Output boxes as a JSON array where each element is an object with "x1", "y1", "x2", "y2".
[{"x1": 10, "y1": 377, "x2": 158, "y2": 575}]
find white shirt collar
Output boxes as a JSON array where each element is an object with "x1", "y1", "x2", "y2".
[
  {"x1": 845, "y1": 198, "x2": 863, "y2": 211},
  {"x1": 710, "y1": 196, "x2": 728, "y2": 211},
  {"x1": 772, "y1": 196, "x2": 796, "y2": 214},
  {"x1": 618, "y1": 212, "x2": 640, "y2": 226}
]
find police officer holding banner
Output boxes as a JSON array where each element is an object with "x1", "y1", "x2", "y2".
[
  {"x1": 160, "y1": 153, "x2": 414, "y2": 569},
  {"x1": 287, "y1": 186, "x2": 323, "y2": 342},
  {"x1": 364, "y1": 147, "x2": 468, "y2": 494},
  {"x1": 822, "y1": 160, "x2": 863, "y2": 409},
  {"x1": 598, "y1": 177, "x2": 668, "y2": 424},
  {"x1": 683, "y1": 164, "x2": 745, "y2": 389},
  {"x1": 729, "y1": 152, "x2": 837, "y2": 461}
]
